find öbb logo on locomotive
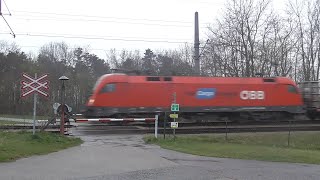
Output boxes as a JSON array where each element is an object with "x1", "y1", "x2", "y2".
[{"x1": 240, "y1": 90, "x2": 265, "y2": 100}]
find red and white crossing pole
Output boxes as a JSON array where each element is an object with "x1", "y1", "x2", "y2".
[{"x1": 59, "y1": 75, "x2": 69, "y2": 135}]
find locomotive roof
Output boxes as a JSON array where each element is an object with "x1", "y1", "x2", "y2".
[{"x1": 99, "y1": 73, "x2": 297, "y2": 85}]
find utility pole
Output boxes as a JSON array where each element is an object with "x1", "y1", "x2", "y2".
[
  {"x1": 0, "y1": 0, "x2": 15, "y2": 38},
  {"x1": 0, "y1": 0, "x2": 2, "y2": 15},
  {"x1": 194, "y1": 12, "x2": 200, "y2": 76}
]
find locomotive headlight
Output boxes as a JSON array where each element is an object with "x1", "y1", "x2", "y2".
[{"x1": 88, "y1": 98, "x2": 95, "y2": 105}]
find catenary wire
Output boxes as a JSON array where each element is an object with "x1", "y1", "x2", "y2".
[{"x1": 0, "y1": 32, "x2": 193, "y2": 44}]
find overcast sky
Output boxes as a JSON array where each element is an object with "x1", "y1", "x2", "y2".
[{"x1": 0, "y1": 0, "x2": 286, "y2": 59}]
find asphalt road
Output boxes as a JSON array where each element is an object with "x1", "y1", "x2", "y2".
[{"x1": 0, "y1": 132, "x2": 320, "y2": 179}]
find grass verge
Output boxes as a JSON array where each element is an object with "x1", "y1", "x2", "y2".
[
  {"x1": 144, "y1": 131, "x2": 320, "y2": 164},
  {"x1": 0, "y1": 131, "x2": 83, "y2": 162}
]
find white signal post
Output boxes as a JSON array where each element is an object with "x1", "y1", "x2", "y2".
[
  {"x1": 171, "y1": 92, "x2": 179, "y2": 140},
  {"x1": 32, "y1": 74, "x2": 37, "y2": 135},
  {"x1": 21, "y1": 73, "x2": 49, "y2": 135},
  {"x1": 155, "y1": 115, "x2": 158, "y2": 138}
]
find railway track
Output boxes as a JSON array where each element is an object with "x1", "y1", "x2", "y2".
[
  {"x1": 69, "y1": 123, "x2": 320, "y2": 135},
  {"x1": 2, "y1": 119, "x2": 320, "y2": 135},
  {"x1": 74, "y1": 118, "x2": 320, "y2": 128}
]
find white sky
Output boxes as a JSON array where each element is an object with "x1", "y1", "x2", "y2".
[{"x1": 0, "y1": 0, "x2": 286, "y2": 59}]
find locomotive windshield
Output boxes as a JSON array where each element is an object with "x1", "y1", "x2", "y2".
[
  {"x1": 93, "y1": 76, "x2": 104, "y2": 91},
  {"x1": 100, "y1": 83, "x2": 116, "y2": 93},
  {"x1": 287, "y1": 85, "x2": 298, "y2": 93}
]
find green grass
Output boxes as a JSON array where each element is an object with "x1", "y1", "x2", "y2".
[
  {"x1": 0, "y1": 131, "x2": 83, "y2": 162},
  {"x1": 144, "y1": 131, "x2": 320, "y2": 164}
]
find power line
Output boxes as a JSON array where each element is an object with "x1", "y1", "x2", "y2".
[
  {"x1": 11, "y1": 45, "x2": 122, "y2": 52},
  {"x1": 12, "y1": 15, "x2": 193, "y2": 28},
  {"x1": 12, "y1": 10, "x2": 214, "y2": 26},
  {"x1": 0, "y1": 31, "x2": 191, "y2": 42},
  {"x1": 11, "y1": 15, "x2": 213, "y2": 29},
  {"x1": 1, "y1": 16, "x2": 15, "y2": 37},
  {"x1": 2, "y1": 0, "x2": 11, "y2": 15},
  {"x1": 0, "y1": 32, "x2": 192, "y2": 44},
  {"x1": 22, "y1": 45, "x2": 177, "y2": 53},
  {"x1": 12, "y1": 10, "x2": 193, "y2": 24}
]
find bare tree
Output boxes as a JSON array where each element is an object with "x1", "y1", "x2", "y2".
[
  {"x1": 205, "y1": 0, "x2": 276, "y2": 77},
  {"x1": 287, "y1": 0, "x2": 320, "y2": 81},
  {"x1": 39, "y1": 42, "x2": 74, "y2": 66}
]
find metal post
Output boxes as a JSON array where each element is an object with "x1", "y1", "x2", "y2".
[
  {"x1": 194, "y1": 12, "x2": 200, "y2": 75},
  {"x1": 288, "y1": 119, "x2": 292, "y2": 147},
  {"x1": 32, "y1": 73, "x2": 37, "y2": 135},
  {"x1": 163, "y1": 112, "x2": 166, "y2": 139},
  {"x1": 225, "y1": 118, "x2": 228, "y2": 141},
  {"x1": 173, "y1": 92, "x2": 176, "y2": 140},
  {"x1": 58, "y1": 76, "x2": 69, "y2": 134},
  {"x1": 60, "y1": 81, "x2": 65, "y2": 135},
  {"x1": 173, "y1": 115, "x2": 176, "y2": 140},
  {"x1": 155, "y1": 115, "x2": 158, "y2": 138}
]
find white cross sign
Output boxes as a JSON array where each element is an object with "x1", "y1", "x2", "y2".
[{"x1": 21, "y1": 73, "x2": 49, "y2": 98}]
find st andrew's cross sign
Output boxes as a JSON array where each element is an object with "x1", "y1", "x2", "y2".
[{"x1": 21, "y1": 73, "x2": 49, "y2": 98}]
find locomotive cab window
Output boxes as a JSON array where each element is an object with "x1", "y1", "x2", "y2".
[
  {"x1": 100, "y1": 83, "x2": 116, "y2": 93},
  {"x1": 287, "y1": 85, "x2": 298, "y2": 93}
]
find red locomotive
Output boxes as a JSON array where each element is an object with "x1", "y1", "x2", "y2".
[{"x1": 82, "y1": 73, "x2": 315, "y2": 122}]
